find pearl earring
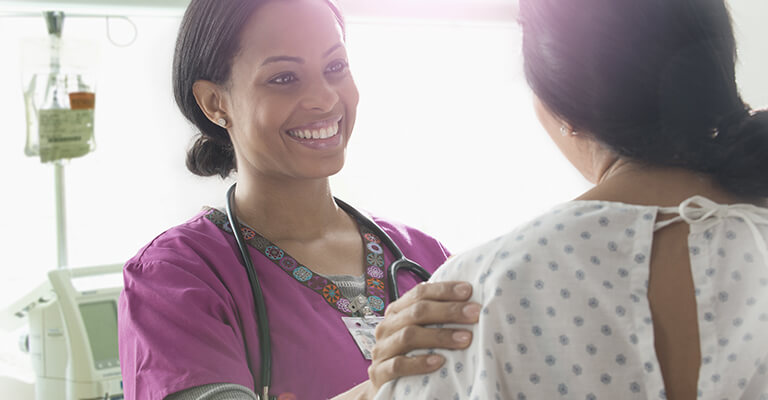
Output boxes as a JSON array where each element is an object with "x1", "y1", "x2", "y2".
[
  {"x1": 560, "y1": 125, "x2": 577, "y2": 137},
  {"x1": 217, "y1": 118, "x2": 227, "y2": 127}
]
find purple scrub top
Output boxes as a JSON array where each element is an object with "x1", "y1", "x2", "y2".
[{"x1": 118, "y1": 207, "x2": 450, "y2": 400}]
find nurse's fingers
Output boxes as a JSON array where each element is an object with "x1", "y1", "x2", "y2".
[
  {"x1": 367, "y1": 353, "x2": 446, "y2": 391},
  {"x1": 375, "y1": 299, "x2": 480, "y2": 340},
  {"x1": 384, "y1": 281, "x2": 473, "y2": 316},
  {"x1": 371, "y1": 325, "x2": 472, "y2": 363}
]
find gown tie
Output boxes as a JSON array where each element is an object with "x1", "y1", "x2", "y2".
[{"x1": 656, "y1": 195, "x2": 768, "y2": 266}]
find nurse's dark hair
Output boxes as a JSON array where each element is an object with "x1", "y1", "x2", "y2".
[
  {"x1": 520, "y1": 0, "x2": 768, "y2": 197},
  {"x1": 173, "y1": 0, "x2": 346, "y2": 178}
]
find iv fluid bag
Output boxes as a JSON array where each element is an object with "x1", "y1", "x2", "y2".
[
  {"x1": 22, "y1": 38, "x2": 98, "y2": 163},
  {"x1": 24, "y1": 73, "x2": 96, "y2": 162}
]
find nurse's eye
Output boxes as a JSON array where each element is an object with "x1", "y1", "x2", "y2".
[
  {"x1": 269, "y1": 72, "x2": 298, "y2": 85},
  {"x1": 325, "y1": 59, "x2": 349, "y2": 74}
]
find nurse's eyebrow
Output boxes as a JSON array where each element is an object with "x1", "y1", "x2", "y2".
[
  {"x1": 323, "y1": 43, "x2": 343, "y2": 57},
  {"x1": 261, "y1": 55, "x2": 304, "y2": 66},
  {"x1": 260, "y1": 43, "x2": 343, "y2": 66}
]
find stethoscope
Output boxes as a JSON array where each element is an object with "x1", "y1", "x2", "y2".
[{"x1": 224, "y1": 183, "x2": 431, "y2": 400}]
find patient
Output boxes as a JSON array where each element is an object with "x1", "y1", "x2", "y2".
[{"x1": 374, "y1": 0, "x2": 768, "y2": 398}]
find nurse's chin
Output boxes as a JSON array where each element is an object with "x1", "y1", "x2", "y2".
[{"x1": 290, "y1": 153, "x2": 348, "y2": 180}]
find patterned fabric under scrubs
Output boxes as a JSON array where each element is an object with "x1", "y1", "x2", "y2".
[{"x1": 376, "y1": 196, "x2": 768, "y2": 400}]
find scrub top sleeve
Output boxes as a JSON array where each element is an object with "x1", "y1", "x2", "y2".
[
  {"x1": 370, "y1": 216, "x2": 451, "y2": 269},
  {"x1": 119, "y1": 259, "x2": 254, "y2": 400},
  {"x1": 418, "y1": 231, "x2": 451, "y2": 261},
  {"x1": 436, "y1": 240, "x2": 451, "y2": 261}
]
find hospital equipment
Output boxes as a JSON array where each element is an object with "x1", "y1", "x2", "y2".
[
  {"x1": 225, "y1": 183, "x2": 432, "y2": 400},
  {"x1": 23, "y1": 11, "x2": 97, "y2": 164},
  {"x1": 1, "y1": 265, "x2": 124, "y2": 400},
  {"x1": 4, "y1": 1, "x2": 192, "y2": 273},
  {"x1": 19, "y1": 10, "x2": 99, "y2": 269}
]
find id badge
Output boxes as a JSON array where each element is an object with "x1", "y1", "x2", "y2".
[{"x1": 342, "y1": 316, "x2": 385, "y2": 360}]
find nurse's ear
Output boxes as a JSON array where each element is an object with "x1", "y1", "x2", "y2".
[{"x1": 193, "y1": 80, "x2": 231, "y2": 128}]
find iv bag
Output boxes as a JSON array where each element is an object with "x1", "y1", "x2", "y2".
[{"x1": 22, "y1": 37, "x2": 99, "y2": 163}]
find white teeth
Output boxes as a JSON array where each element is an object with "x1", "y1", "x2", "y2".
[
  {"x1": 327, "y1": 123, "x2": 339, "y2": 137},
  {"x1": 288, "y1": 120, "x2": 340, "y2": 140}
]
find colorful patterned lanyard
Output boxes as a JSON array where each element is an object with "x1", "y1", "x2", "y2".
[{"x1": 205, "y1": 208, "x2": 391, "y2": 317}]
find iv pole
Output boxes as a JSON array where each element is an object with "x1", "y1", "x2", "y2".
[
  {"x1": 44, "y1": 11, "x2": 68, "y2": 269},
  {"x1": 55, "y1": 160, "x2": 68, "y2": 269}
]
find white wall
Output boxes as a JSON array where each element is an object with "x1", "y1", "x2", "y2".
[
  {"x1": 730, "y1": 0, "x2": 768, "y2": 107},
  {"x1": 0, "y1": 0, "x2": 765, "y2": 387}
]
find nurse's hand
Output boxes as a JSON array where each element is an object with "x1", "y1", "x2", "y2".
[{"x1": 366, "y1": 281, "x2": 479, "y2": 393}]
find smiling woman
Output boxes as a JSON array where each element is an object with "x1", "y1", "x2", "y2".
[
  {"x1": 117, "y1": 0, "x2": 478, "y2": 399},
  {"x1": 176, "y1": 0, "x2": 354, "y2": 180}
]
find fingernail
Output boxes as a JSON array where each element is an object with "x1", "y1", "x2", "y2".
[
  {"x1": 453, "y1": 331, "x2": 471, "y2": 343},
  {"x1": 454, "y1": 283, "x2": 471, "y2": 297},
  {"x1": 427, "y1": 355, "x2": 444, "y2": 366},
  {"x1": 463, "y1": 303, "x2": 481, "y2": 318}
]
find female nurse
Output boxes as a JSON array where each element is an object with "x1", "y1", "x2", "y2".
[{"x1": 117, "y1": 0, "x2": 480, "y2": 399}]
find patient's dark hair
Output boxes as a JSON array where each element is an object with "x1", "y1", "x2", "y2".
[
  {"x1": 173, "y1": 0, "x2": 345, "y2": 178},
  {"x1": 520, "y1": 0, "x2": 768, "y2": 197}
]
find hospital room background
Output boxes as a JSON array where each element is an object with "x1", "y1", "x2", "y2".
[{"x1": 0, "y1": 0, "x2": 766, "y2": 398}]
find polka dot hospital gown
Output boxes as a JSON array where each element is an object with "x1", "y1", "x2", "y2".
[{"x1": 376, "y1": 196, "x2": 768, "y2": 400}]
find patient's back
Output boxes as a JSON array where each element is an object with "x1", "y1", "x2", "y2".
[{"x1": 375, "y1": 197, "x2": 768, "y2": 400}]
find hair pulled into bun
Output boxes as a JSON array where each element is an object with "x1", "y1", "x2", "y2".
[
  {"x1": 708, "y1": 109, "x2": 768, "y2": 197},
  {"x1": 186, "y1": 123, "x2": 236, "y2": 178}
]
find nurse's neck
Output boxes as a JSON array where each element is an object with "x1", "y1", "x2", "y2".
[{"x1": 233, "y1": 175, "x2": 348, "y2": 242}]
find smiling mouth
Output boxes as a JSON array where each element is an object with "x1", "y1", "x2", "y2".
[{"x1": 287, "y1": 117, "x2": 342, "y2": 140}]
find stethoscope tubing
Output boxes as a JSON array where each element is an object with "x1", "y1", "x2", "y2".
[
  {"x1": 333, "y1": 198, "x2": 433, "y2": 299},
  {"x1": 226, "y1": 183, "x2": 431, "y2": 399},
  {"x1": 226, "y1": 184, "x2": 274, "y2": 400},
  {"x1": 388, "y1": 259, "x2": 432, "y2": 301}
]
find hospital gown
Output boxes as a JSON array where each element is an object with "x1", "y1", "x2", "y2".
[{"x1": 376, "y1": 196, "x2": 768, "y2": 400}]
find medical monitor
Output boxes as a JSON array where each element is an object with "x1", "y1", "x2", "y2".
[
  {"x1": 48, "y1": 265, "x2": 124, "y2": 400},
  {"x1": 79, "y1": 300, "x2": 120, "y2": 370}
]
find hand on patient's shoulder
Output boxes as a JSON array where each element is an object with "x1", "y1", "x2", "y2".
[
  {"x1": 330, "y1": 281, "x2": 479, "y2": 400},
  {"x1": 359, "y1": 281, "x2": 479, "y2": 396}
]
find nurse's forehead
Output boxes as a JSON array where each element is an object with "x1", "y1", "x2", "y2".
[{"x1": 236, "y1": 0, "x2": 344, "y2": 62}]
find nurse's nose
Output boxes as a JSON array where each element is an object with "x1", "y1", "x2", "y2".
[{"x1": 300, "y1": 78, "x2": 339, "y2": 112}]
